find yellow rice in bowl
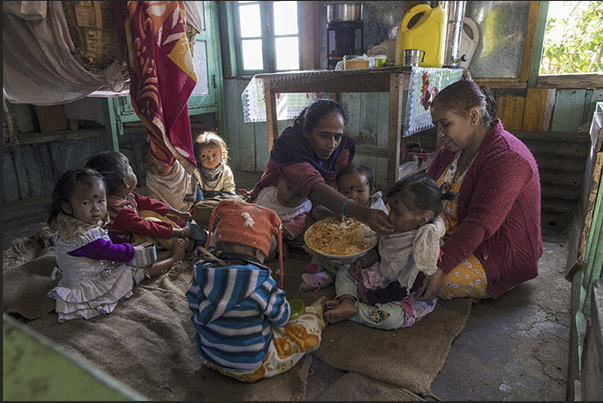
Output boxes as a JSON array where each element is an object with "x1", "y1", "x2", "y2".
[{"x1": 304, "y1": 217, "x2": 377, "y2": 260}]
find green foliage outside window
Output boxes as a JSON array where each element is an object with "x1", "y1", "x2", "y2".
[{"x1": 540, "y1": 0, "x2": 602, "y2": 75}]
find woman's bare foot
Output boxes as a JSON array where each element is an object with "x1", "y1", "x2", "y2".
[{"x1": 324, "y1": 297, "x2": 357, "y2": 324}]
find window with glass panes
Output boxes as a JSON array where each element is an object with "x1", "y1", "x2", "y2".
[{"x1": 232, "y1": 1, "x2": 301, "y2": 75}]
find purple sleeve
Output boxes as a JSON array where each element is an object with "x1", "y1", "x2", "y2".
[{"x1": 68, "y1": 238, "x2": 136, "y2": 262}]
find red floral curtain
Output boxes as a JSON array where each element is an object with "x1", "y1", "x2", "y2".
[{"x1": 113, "y1": 1, "x2": 198, "y2": 173}]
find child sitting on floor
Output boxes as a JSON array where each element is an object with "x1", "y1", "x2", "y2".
[
  {"x1": 46, "y1": 168, "x2": 187, "y2": 322},
  {"x1": 85, "y1": 150, "x2": 195, "y2": 252},
  {"x1": 186, "y1": 199, "x2": 326, "y2": 382},
  {"x1": 323, "y1": 172, "x2": 453, "y2": 329},
  {"x1": 253, "y1": 177, "x2": 312, "y2": 260},
  {"x1": 193, "y1": 130, "x2": 236, "y2": 198},
  {"x1": 300, "y1": 163, "x2": 388, "y2": 292},
  {"x1": 142, "y1": 138, "x2": 203, "y2": 212},
  {"x1": 191, "y1": 131, "x2": 244, "y2": 229}
]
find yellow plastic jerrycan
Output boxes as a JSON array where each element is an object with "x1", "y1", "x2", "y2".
[{"x1": 395, "y1": 4, "x2": 446, "y2": 68}]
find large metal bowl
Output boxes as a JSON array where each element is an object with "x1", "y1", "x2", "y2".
[
  {"x1": 129, "y1": 243, "x2": 158, "y2": 268},
  {"x1": 326, "y1": 3, "x2": 363, "y2": 23},
  {"x1": 303, "y1": 217, "x2": 377, "y2": 264}
]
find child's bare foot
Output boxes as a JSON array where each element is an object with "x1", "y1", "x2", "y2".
[
  {"x1": 185, "y1": 237, "x2": 195, "y2": 252},
  {"x1": 324, "y1": 297, "x2": 357, "y2": 324},
  {"x1": 172, "y1": 238, "x2": 187, "y2": 261},
  {"x1": 309, "y1": 296, "x2": 327, "y2": 312},
  {"x1": 325, "y1": 299, "x2": 340, "y2": 311}
]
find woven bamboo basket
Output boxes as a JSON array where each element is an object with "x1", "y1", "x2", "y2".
[
  {"x1": 62, "y1": 1, "x2": 197, "y2": 74},
  {"x1": 62, "y1": 1, "x2": 125, "y2": 73}
]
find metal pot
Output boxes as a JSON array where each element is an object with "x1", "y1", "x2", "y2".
[
  {"x1": 129, "y1": 243, "x2": 158, "y2": 267},
  {"x1": 326, "y1": 3, "x2": 363, "y2": 23}
]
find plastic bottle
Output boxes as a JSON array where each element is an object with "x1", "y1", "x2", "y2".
[{"x1": 395, "y1": 4, "x2": 446, "y2": 68}]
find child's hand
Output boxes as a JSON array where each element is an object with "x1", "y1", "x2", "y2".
[
  {"x1": 239, "y1": 189, "x2": 253, "y2": 202},
  {"x1": 178, "y1": 211, "x2": 193, "y2": 222},
  {"x1": 134, "y1": 241, "x2": 154, "y2": 253},
  {"x1": 349, "y1": 259, "x2": 364, "y2": 281},
  {"x1": 181, "y1": 225, "x2": 193, "y2": 238},
  {"x1": 312, "y1": 205, "x2": 332, "y2": 221}
]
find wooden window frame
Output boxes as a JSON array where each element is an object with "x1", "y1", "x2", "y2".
[{"x1": 230, "y1": 0, "x2": 302, "y2": 77}]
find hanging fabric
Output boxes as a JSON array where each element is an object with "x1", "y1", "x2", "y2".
[{"x1": 112, "y1": 1, "x2": 198, "y2": 174}]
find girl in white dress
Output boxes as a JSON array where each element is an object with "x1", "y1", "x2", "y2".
[{"x1": 46, "y1": 168, "x2": 186, "y2": 322}]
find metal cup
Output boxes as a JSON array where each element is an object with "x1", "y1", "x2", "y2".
[{"x1": 403, "y1": 49, "x2": 426, "y2": 67}]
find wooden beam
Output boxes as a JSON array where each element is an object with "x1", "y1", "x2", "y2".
[
  {"x1": 301, "y1": 1, "x2": 322, "y2": 70},
  {"x1": 264, "y1": 80, "x2": 278, "y2": 152},
  {"x1": 387, "y1": 73, "x2": 406, "y2": 190},
  {"x1": 528, "y1": 1, "x2": 550, "y2": 88},
  {"x1": 474, "y1": 78, "x2": 527, "y2": 89},
  {"x1": 537, "y1": 74, "x2": 603, "y2": 90},
  {"x1": 520, "y1": 1, "x2": 541, "y2": 83}
]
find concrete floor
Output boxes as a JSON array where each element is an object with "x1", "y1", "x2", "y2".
[{"x1": 2, "y1": 169, "x2": 571, "y2": 401}]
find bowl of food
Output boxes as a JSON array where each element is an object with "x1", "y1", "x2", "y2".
[
  {"x1": 304, "y1": 217, "x2": 378, "y2": 264},
  {"x1": 130, "y1": 243, "x2": 158, "y2": 267}
]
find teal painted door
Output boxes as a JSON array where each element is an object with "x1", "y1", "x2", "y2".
[{"x1": 187, "y1": 1, "x2": 225, "y2": 128}]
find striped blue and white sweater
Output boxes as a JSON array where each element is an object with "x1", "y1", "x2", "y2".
[{"x1": 186, "y1": 253, "x2": 291, "y2": 371}]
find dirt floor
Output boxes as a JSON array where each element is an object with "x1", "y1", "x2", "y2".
[{"x1": 2, "y1": 169, "x2": 571, "y2": 400}]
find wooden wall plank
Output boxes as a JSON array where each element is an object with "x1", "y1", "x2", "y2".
[
  {"x1": 342, "y1": 93, "x2": 361, "y2": 140},
  {"x1": 3, "y1": 150, "x2": 20, "y2": 202},
  {"x1": 374, "y1": 157, "x2": 389, "y2": 193},
  {"x1": 542, "y1": 88, "x2": 557, "y2": 131},
  {"x1": 22, "y1": 144, "x2": 44, "y2": 198},
  {"x1": 12, "y1": 148, "x2": 31, "y2": 200},
  {"x1": 48, "y1": 142, "x2": 72, "y2": 179},
  {"x1": 359, "y1": 93, "x2": 379, "y2": 148},
  {"x1": 497, "y1": 94, "x2": 526, "y2": 131},
  {"x1": 236, "y1": 80, "x2": 256, "y2": 171},
  {"x1": 552, "y1": 89, "x2": 588, "y2": 132},
  {"x1": 254, "y1": 121, "x2": 268, "y2": 171},
  {"x1": 223, "y1": 80, "x2": 241, "y2": 169},
  {"x1": 522, "y1": 88, "x2": 548, "y2": 131},
  {"x1": 34, "y1": 143, "x2": 55, "y2": 194},
  {"x1": 377, "y1": 92, "x2": 390, "y2": 150}
]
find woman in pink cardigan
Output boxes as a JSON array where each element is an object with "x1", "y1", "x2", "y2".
[{"x1": 418, "y1": 79, "x2": 543, "y2": 301}]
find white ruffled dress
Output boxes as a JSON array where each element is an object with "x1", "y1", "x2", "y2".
[{"x1": 47, "y1": 224, "x2": 147, "y2": 322}]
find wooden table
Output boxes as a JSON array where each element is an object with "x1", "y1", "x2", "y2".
[{"x1": 256, "y1": 67, "x2": 412, "y2": 190}]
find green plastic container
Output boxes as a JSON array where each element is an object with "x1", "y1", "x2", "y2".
[{"x1": 289, "y1": 299, "x2": 306, "y2": 320}]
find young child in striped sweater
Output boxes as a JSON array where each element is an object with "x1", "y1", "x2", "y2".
[{"x1": 186, "y1": 200, "x2": 326, "y2": 382}]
